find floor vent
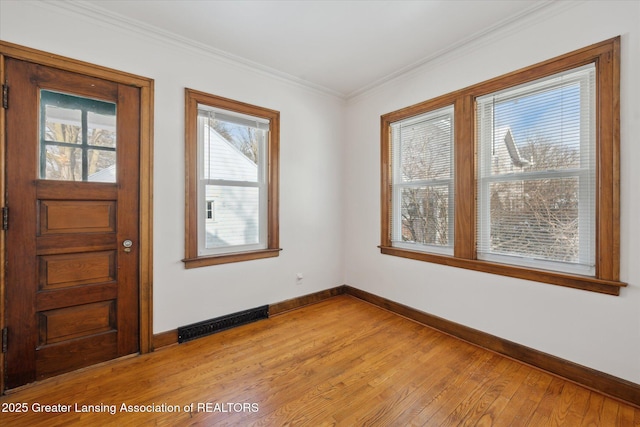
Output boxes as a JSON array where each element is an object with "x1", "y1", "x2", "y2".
[{"x1": 177, "y1": 305, "x2": 269, "y2": 344}]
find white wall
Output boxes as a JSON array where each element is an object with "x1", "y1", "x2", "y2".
[
  {"x1": 1, "y1": 0, "x2": 639, "y2": 385},
  {"x1": 344, "y1": 0, "x2": 640, "y2": 383},
  {"x1": 0, "y1": 1, "x2": 345, "y2": 332}
]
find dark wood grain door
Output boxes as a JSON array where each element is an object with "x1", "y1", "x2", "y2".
[{"x1": 4, "y1": 58, "x2": 140, "y2": 388}]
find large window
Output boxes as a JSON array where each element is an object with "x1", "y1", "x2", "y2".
[
  {"x1": 381, "y1": 38, "x2": 624, "y2": 295},
  {"x1": 184, "y1": 89, "x2": 280, "y2": 267},
  {"x1": 476, "y1": 65, "x2": 596, "y2": 276}
]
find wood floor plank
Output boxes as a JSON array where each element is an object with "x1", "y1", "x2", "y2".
[
  {"x1": 582, "y1": 391, "x2": 606, "y2": 426},
  {"x1": 406, "y1": 349, "x2": 496, "y2": 424},
  {"x1": 338, "y1": 334, "x2": 462, "y2": 426},
  {"x1": 548, "y1": 381, "x2": 584, "y2": 426},
  {"x1": 616, "y1": 403, "x2": 640, "y2": 426},
  {"x1": 600, "y1": 398, "x2": 622, "y2": 427},
  {"x1": 473, "y1": 362, "x2": 529, "y2": 426},
  {"x1": 1, "y1": 294, "x2": 638, "y2": 426},
  {"x1": 437, "y1": 355, "x2": 508, "y2": 426},
  {"x1": 457, "y1": 360, "x2": 523, "y2": 426}
]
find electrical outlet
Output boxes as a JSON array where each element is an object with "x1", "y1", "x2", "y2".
[{"x1": 296, "y1": 273, "x2": 304, "y2": 285}]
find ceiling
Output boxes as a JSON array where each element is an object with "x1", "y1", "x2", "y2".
[{"x1": 78, "y1": 0, "x2": 551, "y2": 98}]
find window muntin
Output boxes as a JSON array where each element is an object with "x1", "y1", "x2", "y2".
[
  {"x1": 390, "y1": 106, "x2": 455, "y2": 255},
  {"x1": 476, "y1": 65, "x2": 596, "y2": 275}
]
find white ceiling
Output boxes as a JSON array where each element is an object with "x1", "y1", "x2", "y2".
[{"x1": 77, "y1": 0, "x2": 551, "y2": 98}]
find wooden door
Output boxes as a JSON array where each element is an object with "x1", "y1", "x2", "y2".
[{"x1": 4, "y1": 58, "x2": 140, "y2": 388}]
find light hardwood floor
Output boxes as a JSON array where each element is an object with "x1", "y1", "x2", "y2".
[{"x1": 1, "y1": 295, "x2": 638, "y2": 426}]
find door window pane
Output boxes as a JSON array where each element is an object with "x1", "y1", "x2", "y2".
[
  {"x1": 43, "y1": 145, "x2": 82, "y2": 181},
  {"x1": 44, "y1": 105, "x2": 81, "y2": 144},
  {"x1": 87, "y1": 149, "x2": 117, "y2": 182},
  {"x1": 88, "y1": 111, "x2": 116, "y2": 148},
  {"x1": 40, "y1": 90, "x2": 116, "y2": 182}
]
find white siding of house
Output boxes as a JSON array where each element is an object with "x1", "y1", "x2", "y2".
[
  {"x1": 202, "y1": 126, "x2": 258, "y2": 182},
  {"x1": 202, "y1": 126, "x2": 260, "y2": 248}
]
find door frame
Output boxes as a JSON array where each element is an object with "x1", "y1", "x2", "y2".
[{"x1": 0, "y1": 41, "x2": 154, "y2": 392}]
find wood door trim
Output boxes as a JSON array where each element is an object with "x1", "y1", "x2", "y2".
[{"x1": 0, "y1": 41, "x2": 154, "y2": 393}]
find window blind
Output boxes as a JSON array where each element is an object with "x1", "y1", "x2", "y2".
[{"x1": 198, "y1": 106, "x2": 270, "y2": 131}]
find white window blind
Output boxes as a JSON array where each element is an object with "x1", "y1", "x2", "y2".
[
  {"x1": 197, "y1": 107, "x2": 269, "y2": 256},
  {"x1": 390, "y1": 105, "x2": 454, "y2": 255},
  {"x1": 476, "y1": 64, "x2": 596, "y2": 275}
]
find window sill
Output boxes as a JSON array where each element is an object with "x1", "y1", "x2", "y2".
[
  {"x1": 183, "y1": 248, "x2": 282, "y2": 269},
  {"x1": 379, "y1": 246, "x2": 626, "y2": 296}
]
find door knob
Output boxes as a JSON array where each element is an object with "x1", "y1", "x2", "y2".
[{"x1": 123, "y1": 239, "x2": 133, "y2": 253}]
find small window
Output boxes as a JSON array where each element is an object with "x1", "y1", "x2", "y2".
[
  {"x1": 206, "y1": 200, "x2": 215, "y2": 221},
  {"x1": 184, "y1": 89, "x2": 280, "y2": 268}
]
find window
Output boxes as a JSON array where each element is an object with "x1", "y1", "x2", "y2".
[
  {"x1": 184, "y1": 89, "x2": 280, "y2": 267},
  {"x1": 381, "y1": 37, "x2": 624, "y2": 295},
  {"x1": 40, "y1": 90, "x2": 117, "y2": 182},
  {"x1": 477, "y1": 65, "x2": 596, "y2": 276},
  {"x1": 390, "y1": 105, "x2": 455, "y2": 255},
  {"x1": 206, "y1": 200, "x2": 215, "y2": 221}
]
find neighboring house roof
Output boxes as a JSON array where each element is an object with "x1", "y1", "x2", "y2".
[
  {"x1": 495, "y1": 126, "x2": 530, "y2": 168},
  {"x1": 88, "y1": 165, "x2": 116, "y2": 182},
  {"x1": 203, "y1": 126, "x2": 257, "y2": 181}
]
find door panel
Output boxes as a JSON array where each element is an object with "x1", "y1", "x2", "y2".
[
  {"x1": 39, "y1": 251, "x2": 116, "y2": 290},
  {"x1": 39, "y1": 200, "x2": 117, "y2": 234},
  {"x1": 4, "y1": 58, "x2": 140, "y2": 388},
  {"x1": 39, "y1": 300, "x2": 116, "y2": 345}
]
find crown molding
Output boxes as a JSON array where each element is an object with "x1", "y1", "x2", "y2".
[
  {"x1": 41, "y1": 0, "x2": 346, "y2": 99},
  {"x1": 347, "y1": 0, "x2": 578, "y2": 102},
  {"x1": 38, "y1": 0, "x2": 577, "y2": 102}
]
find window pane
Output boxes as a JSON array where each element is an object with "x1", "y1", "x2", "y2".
[
  {"x1": 488, "y1": 178, "x2": 581, "y2": 262},
  {"x1": 489, "y1": 82, "x2": 584, "y2": 176},
  {"x1": 398, "y1": 112, "x2": 452, "y2": 182},
  {"x1": 200, "y1": 115, "x2": 264, "y2": 183},
  {"x1": 399, "y1": 185, "x2": 451, "y2": 246},
  {"x1": 204, "y1": 185, "x2": 260, "y2": 249}
]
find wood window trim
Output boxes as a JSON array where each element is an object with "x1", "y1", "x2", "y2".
[
  {"x1": 380, "y1": 37, "x2": 626, "y2": 296},
  {"x1": 183, "y1": 89, "x2": 280, "y2": 268}
]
